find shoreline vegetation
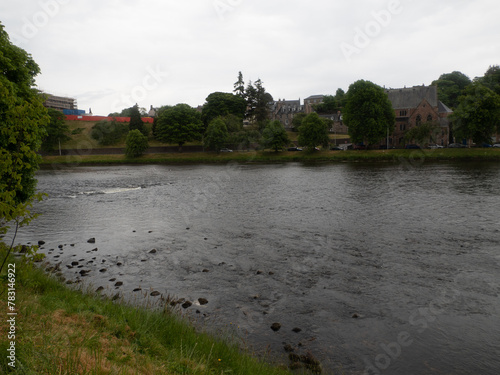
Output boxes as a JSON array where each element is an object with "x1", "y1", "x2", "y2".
[
  {"x1": 0, "y1": 256, "x2": 311, "y2": 374},
  {"x1": 41, "y1": 148, "x2": 500, "y2": 166}
]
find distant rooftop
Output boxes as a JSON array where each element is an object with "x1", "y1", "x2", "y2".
[{"x1": 385, "y1": 86, "x2": 438, "y2": 109}]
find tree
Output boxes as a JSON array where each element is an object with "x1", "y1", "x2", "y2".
[
  {"x1": 261, "y1": 120, "x2": 290, "y2": 151},
  {"x1": 404, "y1": 121, "x2": 440, "y2": 147},
  {"x1": 204, "y1": 117, "x2": 228, "y2": 152},
  {"x1": 201, "y1": 92, "x2": 246, "y2": 129},
  {"x1": 432, "y1": 71, "x2": 471, "y2": 109},
  {"x1": 1, "y1": 22, "x2": 49, "y2": 269},
  {"x1": 125, "y1": 129, "x2": 149, "y2": 158},
  {"x1": 291, "y1": 113, "x2": 307, "y2": 132},
  {"x1": 451, "y1": 83, "x2": 500, "y2": 144},
  {"x1": 314, "y1": 89, "x2": 346, "y2": 114},
  {"x1": 41, "y1": 108, "x2": 71, "y2": 152},
  {"x1": 155, "y1": 103, "x2": 203, "y2": 152},
  {"x1": 343, "y1": 80, "x2": 395, "y2": 147},
  {"x1": 245, "y1": 79, "x2": 272, "y2": 127},
  {"x1": 477, "y1": 65, "x2": 500, "y2": 96},
  {"x1": 233, "y1": 71, "x2": 245, "y2": 98},
  {"x1": 298, "y1": 113, "x2": 330, "y2": 151},
  {"x1": 129, "y1": 103, "x2": 146, "y2": 135}
]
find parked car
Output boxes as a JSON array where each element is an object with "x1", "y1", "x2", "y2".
[
  {"x1": 448, "y1": 143, "x2": 466, "y2": 148},
  {"x1": 472, "y1": 143, "x2": 492, "y2": 148},
  {"x1": 493, "y1": 144, "x2": 500, "y2": 148},
  {"x1": 405, "y1": 144, "x2": 421, "y2": 149},
  {"x1": 220, "y1": 148, "x2": 233, "y2": 152},
  {"x1": 287, "y1": 147, "x2": 303, "y2": 151},
  {"x1": 330, "y1": 146, "x2": 342, "y2": 151},
  {"x1": 428, "y1": 144, "x2": 444, "y2": 149}
]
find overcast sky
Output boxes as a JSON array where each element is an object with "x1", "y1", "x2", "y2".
[{"x1": 1, "y1": 0, "x2": 499, "y2": 115}]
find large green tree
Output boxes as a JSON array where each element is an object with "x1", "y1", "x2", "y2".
[
  {"x1": 451, "y1": 83, "x2": 500, "y2": 144},
  {"x1": 0, "y1": 23, "x2": 49, "y2": 257},
  {"x1": 261, "y1": 120, "x2": 290, "y2": 151},
  {"x1": 155, "y1": 103, "x2": 203, "y2": 152},
  {"x1": 204, "y1": 117, "x2": 228, "y2": 152},
  {"x1": 298, "y1": 113, "x2": 330, "y2": 151},
  {"x1": 201, "y1": 92, "x2": 246, "y2": 129},
  {"x1": 343, "y1": 80, "x2": 395, "y2": 147},
  {"x1": 431, "y1": 71, "x2": 472, "y2": 109},
  {"x1": 245, "y1": 79, "x2": 272, "y2": 127},
  {"x1": 42, "y1": 108, "x2": 71, "y2": 152}
]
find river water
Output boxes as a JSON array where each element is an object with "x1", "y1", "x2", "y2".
[{"x1": 9, "y1": 160, "x2": 500, "y2": 374}]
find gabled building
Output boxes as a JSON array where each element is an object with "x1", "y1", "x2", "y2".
[
  {"x1": 269, "y1": 99, "x2": 303, "y2": 130},
  {"x1": 384, "y1": 86, "x2": 452, "y2": 147},
  {"x1": 304, "y1": 95, "x2": 324, "y2": 114}
]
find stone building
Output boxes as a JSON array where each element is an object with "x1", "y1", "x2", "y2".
[
  {"x1": 304, "y1": 95, "x2": 324, "y2": 114},
  {"x1": 269, "y1": 99, "x2": 303, "y2": 130},
  {"x1": 384, "y1": 86, "x2": 452, "y2": 147}
]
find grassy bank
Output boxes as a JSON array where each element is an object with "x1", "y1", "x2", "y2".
[
  {"x1": 0, "y1": 257, "x2": 305, "y2": 374},
  {"x1": 40, "y1": 148, "x2": 500, "y2": 166}
]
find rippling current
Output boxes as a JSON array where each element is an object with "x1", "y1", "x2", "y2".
[{"x1": 9, "y1": 161, "x2": 500, "y2": 374}]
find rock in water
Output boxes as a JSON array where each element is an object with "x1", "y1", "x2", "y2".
[
  {"x1": 87, "y1": 238, "x2": 96, "y2": 243},
  {"x1": 271, "y1": 323, "x2": 281, "y2": 332}
]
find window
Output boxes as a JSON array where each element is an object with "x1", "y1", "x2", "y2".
[
  {"x1": 416, "y1": 115, "x2": 422, "y2": 126},
  {"x1": 399, "y1": 110, "x2": 407, "y2": 117},
  {"x1": 427, "y1": 115, "x2": 433, "y2": 122}
]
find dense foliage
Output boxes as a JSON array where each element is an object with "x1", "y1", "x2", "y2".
[
  {"x1": 297, "y1": 113, "x2": 330, "y2": 150},
  {"x1": 451, "y1": 83, "x2": 500, "y2": 144},
  {"x1": 431, "y1": 71, "x2": 472, "y2": 109},
  {"x1": 343, "y1": 80, "x2": 395, "y2": 147},
  {"x1": 41, "y1": 108, "x2": 70, "y2": 152},
  {"x1": 204, "y1": 117, "x2": 228, "y2": 152},
  {"x1": 91, "y1": 120, "x2": 128, "y2": 146},
  {"x1": 201, "y1": 92, "x2": 246, "y2": 129},
  {"x1": 261, "y1": 120, "x2": 290, "y2": 151},
  {"x1": 155, "y1": 103, "x2": 203, "y2": 151},
  {"x1": 125, "y1": 129, "x2": 149, "y2": 158},
  {"x1": 0, "y1": 22, "x2": 49, "y2": 269},
  {"x1": 128, "y1": 103, "x2": 147, "y2": 136}
]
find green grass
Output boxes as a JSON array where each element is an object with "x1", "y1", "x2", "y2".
[
  {"x1": 0, "y1": 256, "x2": 303, "y2": 374},
  {"x1": 40, "y1": 148, "x2": 500, "y2": 167}
]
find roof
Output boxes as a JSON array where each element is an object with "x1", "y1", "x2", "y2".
[
  {"x1": 304, "y1": 95, "x2": 324, "y2": 101},
  {"x1": 438, "y1": 101, "x2": 453, "y2": 113},
  {"x1": 385, "y1": 86, "x2": 438, "y2": 109}
]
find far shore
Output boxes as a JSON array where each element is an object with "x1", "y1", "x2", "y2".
[{"x1": 40, "y1": 148, "x2": 500, "y2": 166}]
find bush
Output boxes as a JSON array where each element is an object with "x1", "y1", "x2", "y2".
[
  {"x1": 91, "y1": 120, "x2": 128, "y2": 146},
  {"x1": 125, "y1": 129, "x2": 149, "y2": 158}
]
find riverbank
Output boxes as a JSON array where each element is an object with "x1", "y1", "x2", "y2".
[
  {"x1": 0, "y1": 255, "x2": 307, "y2": 374},
  {"x1": 40, "y1": 148, "x2": 500, "y2": 166}
]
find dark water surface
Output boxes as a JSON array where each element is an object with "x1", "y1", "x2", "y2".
[{"x1": 11, "y1": 161, "x2": 500, "y2": 374}]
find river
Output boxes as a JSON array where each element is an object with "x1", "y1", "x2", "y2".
[{"x1": 8, "y1": 161, "x2": 500, "y2": 374}]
